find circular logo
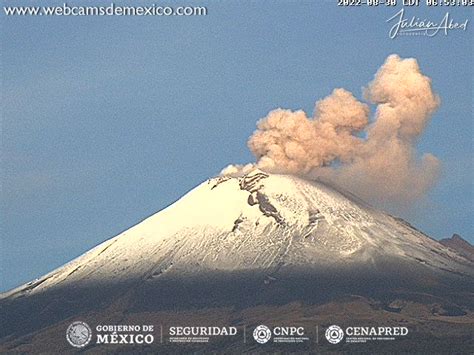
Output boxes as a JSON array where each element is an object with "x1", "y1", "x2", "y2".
[
  {"x1": 253, "y1": 325, "x2": 272, "y2": 344},
  {"x1": 325, "y1": 325, "x2": 344, "y2": 344},
  {"x1": 66, "y1": 321, "x2": 92, "y2": 348}
]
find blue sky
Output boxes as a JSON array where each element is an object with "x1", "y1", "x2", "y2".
[{"x1": 1, "y1": 1, "x2": 472, "y2": 291}]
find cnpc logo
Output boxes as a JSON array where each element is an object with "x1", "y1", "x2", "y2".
[
  {"x1": 253, "y1": 324, "x2": 305, "y2": 344},
  {"x1": 253, "y1": 325, "x2": 271, "y2": 344}
]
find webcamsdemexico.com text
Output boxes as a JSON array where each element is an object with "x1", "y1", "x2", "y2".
[{"x1": 3, "y1": 3, "x2": 208, "y2": 17}]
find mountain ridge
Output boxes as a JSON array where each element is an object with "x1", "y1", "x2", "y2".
[
  {"x1": 440, "y1": 234, "x2": 474, "y2": 262},
  {"x1": 2, "y1": 169, "x2": 472, "y2": 301},
  {"x1": 1, "y1": 169, "x2": 473, "y2": 352}
]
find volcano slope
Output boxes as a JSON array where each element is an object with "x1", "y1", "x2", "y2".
[{"x1": 1, "y1": 170, "x2": 473, "y2": 353}]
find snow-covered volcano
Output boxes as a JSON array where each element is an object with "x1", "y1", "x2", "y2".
[
  {"x1": 3, "y1": 169, "x2": 471, "y2": 300},
  {"x1": 1, "y1": 169, "x2": 473, "y2": 352}
]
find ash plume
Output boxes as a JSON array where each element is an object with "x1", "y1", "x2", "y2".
[{"x1": 224, "y1": 55, "x2": 441, "y2": 205}]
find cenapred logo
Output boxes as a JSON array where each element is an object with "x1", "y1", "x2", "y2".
[
  {"x1": 253, "y1": 325, "x2": 272, "y2": 344},
  {"x1": 325, "y1": 325, "x2": 344, "y2": 344},
  {"x1": 66, "y1": 321, "x2": 92, "y2": 348}
]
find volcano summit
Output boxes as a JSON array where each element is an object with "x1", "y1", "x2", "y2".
[{"x1": 1, "y1": 169, "x2": 473, "y2": 352}]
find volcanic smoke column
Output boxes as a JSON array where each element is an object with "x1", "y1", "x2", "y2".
[{"x1": 246, "y1": 54, "x2": 441, "y2": 205}]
